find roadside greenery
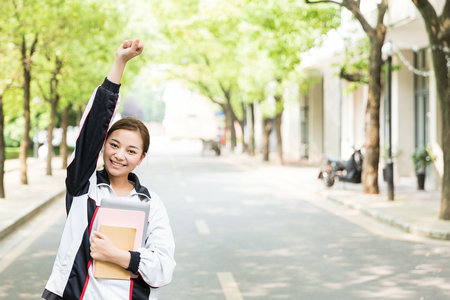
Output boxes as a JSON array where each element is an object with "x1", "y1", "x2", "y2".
[
  {"x1": 148, "y1": 0, "x2": 339, "y2": 162},
  {"x1": 2, "y1": 0, "x2": 448, "y2": 220},
  {"x1": 0, "y1": 0, "x2": 339, "y2": 197},
  {"x1": 0, "y1": 0, "x2": 143, "y2": 197}
]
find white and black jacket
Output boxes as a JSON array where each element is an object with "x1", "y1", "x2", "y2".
[{"x1": 42, "y1": 78, "x2": 175, "y2": 300}]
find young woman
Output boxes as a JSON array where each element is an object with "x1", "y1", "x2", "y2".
[{"x1": 42, "y1": 40, "x2": 175, "y2": 300}]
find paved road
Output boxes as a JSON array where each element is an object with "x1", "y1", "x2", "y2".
[{"x1": 1, "y1": 150, "x2": 450, "y2": 299}]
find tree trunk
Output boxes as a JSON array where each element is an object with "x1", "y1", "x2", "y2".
[
  {"x1": 19, "y1": 34, "x2": 38, "y2": 185},
  {"x1": 238, "y1": 120, "x2": 246, "y2": 153},
  {"x1": 249, "y1": 103, "x2": 255, "y2": 156},
  {"x1": 224, "y1": 105, "x2": 231, "y2": 149},
  {"x1": 275, "y1": 112, "x2": 284, "y2": 164},
  {"x1": 76, "y1": 105, "x2": 83, "y2": 125},
  {"x1": 305, "y1": 0, "x2": 388, "y2": 194},
  {"x1": 0, "y1": 94, "x2": 6, "y2": 198},
  {"x1": 410, "y1": 0, "x2": 450, "y2": 219},
  {"x1": 435, "y1": 43, "x2": 450, "y2": 219},
  {"x1": 228, "y1": 103, "x2": 237, "y2": 150},
  {"x1": 262, "y1": 117, "x2": 273, "y2": 161},
  {"x1": 239, "y1": 102, "x2": 247, "y2": 153},
  {"x1": 275, "y1": 96, "x2": 284, "y2": 165},
  {"x1": 61, "y1": 105, "x2": 69, "y2": 169},
  {"x1": 46, "y1": 58, "x2": 62, "y2": 176},
  {"x1": 46, "y1": 96, "x2": 58, "y2": 175},
  {"x1": 441, "y1": 114, "x2": 450, "y2": 219},
  {"x1": 361, "y1": 35, "x2": 384, "y2": 194},
  {"x1": 0, "y1": 75, "x2": 19, "y2": 197},
  {"x1": 20, "y1": 53, "x2": 31, "y2": 184}
]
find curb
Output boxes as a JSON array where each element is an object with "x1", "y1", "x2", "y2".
[
  {"x1": 318, "y1": 191, "x2": 450, "y2": 241},
  {"x1": 221, "y1": 153, "x2": 450, "y2": 241},
  {"x1": 0, "y1": 189, "x2": 66, "y2": 241}
]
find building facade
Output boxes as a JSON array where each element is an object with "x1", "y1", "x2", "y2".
[{"x1": 281, "y1": 0, "x2": 444, "y2": 190}]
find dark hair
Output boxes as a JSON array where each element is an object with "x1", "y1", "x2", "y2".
[{"x1": 106, "y1": 117, "x2": 150, "y2": 154}]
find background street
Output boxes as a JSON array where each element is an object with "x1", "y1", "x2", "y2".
[{"x1": 0, "y1": 141, "x2": 449, "y2": 299}]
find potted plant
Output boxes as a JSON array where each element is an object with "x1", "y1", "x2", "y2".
[{"x1": 411, "y1": 145, "x2": 436, "y2": 190}]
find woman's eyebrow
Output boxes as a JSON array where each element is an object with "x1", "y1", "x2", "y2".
[{"x1": 111, "y1": 138, "x2": 140, "y2": 149}]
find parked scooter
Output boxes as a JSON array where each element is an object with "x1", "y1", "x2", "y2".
[
  {"x1": 201, "y1": 138, "x2": 221, "y2": 156},
  {"x1": 318, "y1": 149, "x2": 363, "y2": 187}
]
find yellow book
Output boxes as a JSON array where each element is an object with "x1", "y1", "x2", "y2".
[{"x1": 93, "y1": 225, "x2": 136, "y2": 280}]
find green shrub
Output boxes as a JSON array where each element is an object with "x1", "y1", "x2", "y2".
[{"x1": 412, "y1": 145, "x2": 436, "y2": 171}]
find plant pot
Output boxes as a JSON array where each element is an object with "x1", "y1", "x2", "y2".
[{"x1": 416, "y1": 172, "x2": 425, "y2": 190}]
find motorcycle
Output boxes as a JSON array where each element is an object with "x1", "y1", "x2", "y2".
[
  {"x1": 201, "y1": 138, "x2": 221, "y2": 156},
  {"x1": 318, "y1": 149, "x2": 363, "y2": 187}
]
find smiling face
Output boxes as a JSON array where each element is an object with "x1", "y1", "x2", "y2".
[{"x1": 103, "y1": 129, "x2": 146, "y2": 179}]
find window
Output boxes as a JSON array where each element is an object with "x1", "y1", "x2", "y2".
[{"x1": 414, "y1": 49, "x2": 429, "y2": 150}]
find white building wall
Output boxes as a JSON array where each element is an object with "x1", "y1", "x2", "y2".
[
  {"x1": 308, "y1": 80, "x2": 324, "y2": 164},
  {"x1": 341, "y1": 87, "x2": 354, "y2": 159},
  {"x1": 353, "y1": 86, "x2": 366, "y2": 150},
  {"x1": 390, "y1": 50, "x2": 415, "y2": 178},
  {"x1": 322, "y1": 67, "x2": 342, "y2": 158},
  {"x1": 162, "y1": 81, "x2": 219, "y2": 140},
  {"x1": 281, "y1": 100, "x2": 301, "y2": 161}
]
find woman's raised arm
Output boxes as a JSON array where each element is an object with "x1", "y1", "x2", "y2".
[
  {"x1": 107, "y1": 39, "x2": 144, "y2": 84},
  {"x1": 65, "y1": 40, "x2": 143, "y2": 209}
]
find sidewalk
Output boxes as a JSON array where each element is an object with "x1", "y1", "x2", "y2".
[
  {"x1": 0, "y1": 158, "x2": 66, "y2": 241},
  {"x1": 223, "y1": 152, "x2": 450, "y2": 241}
]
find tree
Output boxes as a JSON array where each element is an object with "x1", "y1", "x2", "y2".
[
  {"x1": 151, "y1": 0, "x2": 338, "y2": 159},
  {"x1": 35, "y1": 0, "x2": 123, "y2": 175},
  {"x1": 8, "y1": 0, "x2": 48, "y2": 185},
  {"x1": 307, "y1": 0, "x2": 388, "y2": 194},
  {"x1": 411, "y1": 0, "x2": 450, "y2": 219},
  {"x1": 38, "y1": 55, "x2": 62, "y2": 176},
  {"x1": 0, "y1": 0, "x2": 22, "y2": 197},
  {"x1": 0, "y1": 74, "x2": 20, "y2": 198},
  {"x1": 243, "y1": 0, "x2": 339, "y2": 162},
  {"x1": 150, "y1": 0, "x2": 244, "y2": 150}
]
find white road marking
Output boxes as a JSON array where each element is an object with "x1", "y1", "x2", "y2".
[
  {"x1": 0, "y1": 204, "x2": 65, "y2": 273},
  {"x1": 185, "y1": 195, "x2": 194, "y2": 203},
  {"x1": 217, "y1": 272, "x2": 243, "y2": 300},
  {"x1": 195, "y1": 220, "x2": 210, "y2": 235}
]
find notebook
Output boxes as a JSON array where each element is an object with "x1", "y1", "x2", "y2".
[
  {"x1": 93, "y1": 198, "x2": 150, "y2": 280},
  {"x1": 94, "y1": 225, "x2": 136, "y2": 280}
]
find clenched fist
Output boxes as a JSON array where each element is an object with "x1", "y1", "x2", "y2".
[{"x1": 115, "y1": 39, "x2": 144, "y2": 63}]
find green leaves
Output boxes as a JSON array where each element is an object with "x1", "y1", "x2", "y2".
[
  {"x1": 412, "y1": 146, "x2": 436, "y2": 171},
  {"x1": 1, "y1": 0, "x2": 145, "y2": 146},
  {"x1": 150, "y1": 0, "x2": 339, "y2": 118}
]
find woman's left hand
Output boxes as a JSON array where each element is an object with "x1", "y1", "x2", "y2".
[
  {"x1": 90, "y1": 231, "x2": 118, "y2": 262},
  {"x1": 90, "y1": 231, "x2": 131, "y2": 269}
]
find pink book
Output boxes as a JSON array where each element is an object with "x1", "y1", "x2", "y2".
[{"x1": 93, "y1": 198, "x2": 150, "y2": 279}]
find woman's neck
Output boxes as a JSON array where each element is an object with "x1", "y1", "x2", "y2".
[{"x1": 109, "y1": 175, "x2": 134, "y2": 197}]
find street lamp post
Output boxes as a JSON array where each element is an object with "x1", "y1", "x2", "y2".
[{"x1": 382, "y1": 40, "x2": 394, "y2": 201}]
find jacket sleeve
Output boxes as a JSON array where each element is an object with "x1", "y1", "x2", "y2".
[
  {"x1": 66, "y1": 78, "x2": 120, "y2": 201},
  {"x1": 135, "y1": 194, "x2": 176, "y2": 288}
]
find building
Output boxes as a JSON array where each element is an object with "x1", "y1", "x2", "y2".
[{"x1": 280, "y1": 0, "x2": 445, "y2": 190}]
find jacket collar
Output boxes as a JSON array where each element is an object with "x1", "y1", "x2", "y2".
[{"x1": 97, "y1": 168, "x2": 151, "y2": 200}]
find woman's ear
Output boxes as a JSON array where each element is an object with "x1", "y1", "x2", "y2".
[{"x1": 138, "y1": 152, "x2": 147, "y2": 165}]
